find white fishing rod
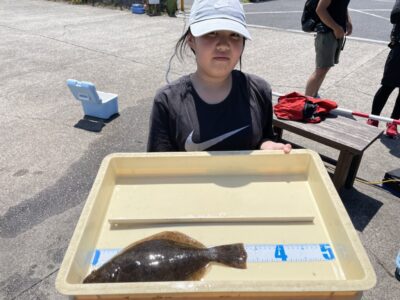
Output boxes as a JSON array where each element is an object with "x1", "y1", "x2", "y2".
[{"x1": 272, "y1": 91, "x2": 400, "y2": 125}]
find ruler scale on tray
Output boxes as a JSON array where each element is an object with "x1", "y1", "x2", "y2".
[{"x1": 90, "y1": 243, "x2": 336, "y2": 269}]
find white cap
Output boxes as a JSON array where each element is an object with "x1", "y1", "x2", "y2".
[{"x1": 189, "y1": 0, "x2": 252, "y2": 40}]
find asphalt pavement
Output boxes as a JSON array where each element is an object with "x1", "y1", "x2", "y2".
[
  {"x1": 0, "y1": 0, "x2": 399, "y2": 299},
  {"x1": 187, "y1": 0, "x2": 395, "y2": 42}
]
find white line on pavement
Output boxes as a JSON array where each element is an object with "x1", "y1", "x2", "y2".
[
  {"x1": 373, "y1": 0, "x2": 395, "y2": 3},
  {"x1": 349, "y1": 8, "x2": 390, "y2": 21},
  {"x1": 247, "y1": 24, "x2": 389, "y2": 45},
  {"x1": 245, "y1": 11, "x2": 302, "y2": 15},
  {"x1": 245, "y1": 9, "x2": 391, "y2": 16},
  {"x1": 354, "y1": 9, "x2": 391, "y2": 11}
]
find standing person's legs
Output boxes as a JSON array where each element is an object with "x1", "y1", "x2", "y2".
[
  {"x1": 305, "y1": 32, "x2": 343, "y2": 97},
  {"x1": 381, "y1": 46, "x2": 400, "y2": 119},
  {"x1": 386, "y1": 90, "x2": 400, "y2": 137},
  {"x1": 376, "y1": 45, "x2": 400, "y2": 136},
  {"x1": 371, "y1": 85, "x2": 395, "y2": 116},
  {"x1": 305, "y1": 67, "x2": 330, "y2": 97},
  {"x1": 390, "y1": 90, "x2": 400, "y2": 120},
  {"x1": 375, "y1": 87, "x2": 400, "y2": 138}
]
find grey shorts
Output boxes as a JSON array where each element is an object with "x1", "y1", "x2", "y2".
[{"x1": 315, "y1": 32, "x2": 345, "y2": 68}]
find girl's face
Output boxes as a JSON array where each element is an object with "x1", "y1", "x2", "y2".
[{"x1": 188, "y1": 30, "x2": 244, "y2": 80}]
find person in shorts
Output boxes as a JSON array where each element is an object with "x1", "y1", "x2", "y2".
[{"x1": 305, "y1": 0, "x2": 352, "y2": 98}]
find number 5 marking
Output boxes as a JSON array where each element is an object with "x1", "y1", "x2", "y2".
[{"x1": 320, "y1": 244, "x2": 335, "y2": 260}]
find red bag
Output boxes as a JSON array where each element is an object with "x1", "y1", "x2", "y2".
[{"x1": 273, "y1": 92, "x2": 338, "y2": 123}]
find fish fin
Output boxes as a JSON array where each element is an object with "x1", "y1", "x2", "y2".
[
  {"x1": 155, "y1": 231, "x2": 205, "y2": 248},
  {"x1": 210, "y1": 243, "x2": 247, "y2": 269},
  {"x1": 119, "y1": 231, "x2": 205, "y2": 253},
  {"x1": 186, "y1": 264, "x2": 210, "y2": 281}
]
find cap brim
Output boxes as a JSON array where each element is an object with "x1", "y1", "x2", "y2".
[{"x1": 190, "y1": 18, "x2": 252, "y2": 40}]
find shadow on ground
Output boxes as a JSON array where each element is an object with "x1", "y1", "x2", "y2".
[
  {"x1": 74, "y1": 114, "x2": 120, "y2": 132},
  {"x1": 340, "y1": 187, "x2": 383, "y2": 232},
  {"x1": 0, "y1": 100, "x2": 151, "y2": 239},
  {"x1": 380, "y1": 134, "x2": 400, "y2": 158}
]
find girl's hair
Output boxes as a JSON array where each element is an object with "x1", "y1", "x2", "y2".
[{"x1": 174, "y1": 29, "x2": 246, "y2": 70}]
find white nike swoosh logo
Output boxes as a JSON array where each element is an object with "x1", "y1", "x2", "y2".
[{"x1": 184, "y1": 126, "x2": 249, "y2": 151}]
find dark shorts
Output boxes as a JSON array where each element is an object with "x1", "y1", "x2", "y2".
[
  {"x1": 381, "y1": 44, "x2": 400, "y2": 87},
  {"x1": 315, "y1": 32, "x2": 345, "y2": 68}
]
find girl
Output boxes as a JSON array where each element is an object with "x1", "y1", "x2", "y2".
[{"x1": 147, "y1": 0, "x2": 291, "y2": 153}]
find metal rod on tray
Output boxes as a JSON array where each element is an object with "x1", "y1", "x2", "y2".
[
  {"x1": 108, "y1": 216, "x2": 315, "y2": 226},
  {"x1": 272, "y1": 91, "x2": 400, "y2": 125}
]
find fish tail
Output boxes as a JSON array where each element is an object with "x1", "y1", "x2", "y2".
[{"x1": 209, "y1": 243, "x2": 247, "y2": 269}]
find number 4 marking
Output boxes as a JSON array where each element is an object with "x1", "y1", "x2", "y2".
[{"x1": 275, "y1": 245, "x2": 288, "y2": 261}]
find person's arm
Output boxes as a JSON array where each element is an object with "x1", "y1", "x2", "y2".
[
  {"x1": 258, "y1": 84, "x2": 292, "y2": 154},
  {"x1": 147, "y1": 94, "x2": 177, "y2": 152},
  {"x1": 316, "y1": 0, "x2": 345, "y2": 39}
]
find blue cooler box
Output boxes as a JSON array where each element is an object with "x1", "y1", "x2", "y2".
[
  {"x1": 131, "y1": 4, "x2": 145, "y2": 14},
  {"x1": 67, "y1": 79, "x2": 118, "y2": 119}
]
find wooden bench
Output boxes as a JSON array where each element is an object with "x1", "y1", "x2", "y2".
[{"x1": 273, "y1": 114, "x2": 383, "y2": 191}]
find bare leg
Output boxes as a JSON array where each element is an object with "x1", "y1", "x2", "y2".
[{"x1": 305, "y1": 67, "x2": 330, "y2": 97}]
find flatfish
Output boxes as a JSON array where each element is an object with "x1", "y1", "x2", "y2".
[{"x1": 83, "y1": 231, "x2": 247, "y2": 283}]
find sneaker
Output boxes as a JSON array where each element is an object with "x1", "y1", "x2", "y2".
[
  {"x1": 386, "y1": 122, "x2": 398, "y2": 138},
  {"x1": 366, "y1": 119, "x2": 379, "y2": 127}
]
